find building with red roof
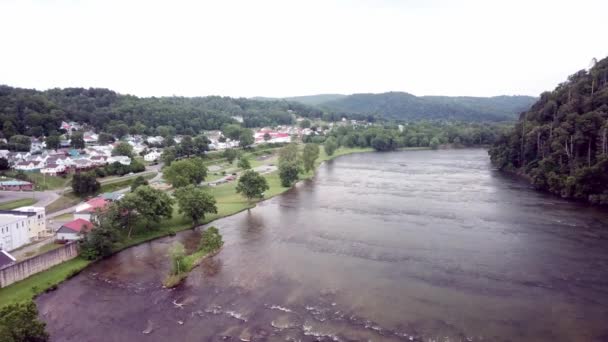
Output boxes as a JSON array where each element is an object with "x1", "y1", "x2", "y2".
[
  {"x1": 74, "y1": 197, "x2": 110, "y2": 222},
  {"x1": 56, "y1": 218, "x2": 93, "y2": 241}
]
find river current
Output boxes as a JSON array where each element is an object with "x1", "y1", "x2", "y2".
[{"x1": 37, "y1": 149, "x2": 608, "y2": 341}]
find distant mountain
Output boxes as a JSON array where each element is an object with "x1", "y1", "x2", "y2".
[
  {"x1": 282, "y1": 94, "x2": 347, "y2": 106},
  {"x1": 318, "y1": 92, "x2": 536, "y2": 121},
  {"x1": 252, "y1": 94, "x2": 347, "y2": 106}
]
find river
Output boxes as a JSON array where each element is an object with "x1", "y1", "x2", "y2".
[{"x1": 37, "y1": 149, "x2": 608, "y2": 341}]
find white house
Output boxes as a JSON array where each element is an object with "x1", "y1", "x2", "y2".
[
  {"x1": 0, "y1": 214, "x2": 29, "y2": 251},
  {"x1": 14, "y1": 206, "x2": 47, "y2": 239},
  {"x1": 56, "y1": 218, "x2": 93, "y2": 241},
  {"x1": 41, "y1": 164, "x2": 67, "y2": 176},
  {"x1": 144, "y1": 150, "x2": 161, "y2": 162},
  {"x1": 107, "y1": 156, "x2": 131, "y2": 166}
]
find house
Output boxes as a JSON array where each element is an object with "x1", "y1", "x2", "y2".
[
  {"x1": 107, "y1": 156, "x2": 131, "y2": 166},
  {"x1": 144, "y1": 150, "x2": 161, "y2": 162},
  {"x1": 0, "y1": 249, "x2": 16, "y2": 268},
  {"x1": 83, "y1": 132, "x2": 99, "y2": 144},
  {"x1": 41, "y1": 164, "x2": 67, "y2": 176},
  {"x1": 74, "y1": 197, "x2": 110, "y2": 222},
  {"x1": 56, "y1": 218, "x2": 93, "y2": 241},
  {"x1": 0, "y1": 180, "x2": 34, "y2": 191},
  {"x1": 0, "y1": 214, "x2": 29, "y2": 251},
  {"x1": 14, "y1": 206, "x2": 47, "y2": 239},
  {"x1": 146, "y1": 136, "x2": 164, "y2": 145},
  {"x1": 13, "y1": 161, "x2": 43, "y2": 172},
  {"x1": 30, "y1": 138, "x2": 45, "y2": 153}
]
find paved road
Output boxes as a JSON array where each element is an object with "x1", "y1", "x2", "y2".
[{"x1": 0, "y1": 190, "x2": 60, "y2": 208}]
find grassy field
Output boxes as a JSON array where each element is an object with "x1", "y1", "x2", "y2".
[
  {"x1": 0, "y1": 257, "x2": 90, "y2": 308},
  {"x1": 99, "y1": 172, "x2": 157, "y2": 193},
  {"x1": 0, "y1": 146, "x2": 371, "y2": 307},
  {"x1": 45, "y1": 193, "x2": 81, "y2": 213},
  {"x1": 0, "y1": 198, "x2": 36, "y2": 210}
]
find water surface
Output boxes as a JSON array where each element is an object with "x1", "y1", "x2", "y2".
[{"x1": 38, "y1": 149, "x2": 608, "y2": 341}]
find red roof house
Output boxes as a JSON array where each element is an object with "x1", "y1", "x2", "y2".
[{"x1": 56, "y1": 218, "x2": 93, "y2": 241}]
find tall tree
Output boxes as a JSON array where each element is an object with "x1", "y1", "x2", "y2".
[
  {"x1": 0, "y1": 301, "x2": 49, "y2": 342},
  {"x1": 163, "y1": 158, "x2": 207, "y2": 188},
  {"x1": 70, "y1": 132, "x2": 85, "y2": 149},
  {"x1": 174, "y1": 185, "x2": 218, "y2": 226},
  {"x1": 45, "y1": 135, "x2": 60, "y2": 150},
  {"x1": 302, "y1": 143, "x2": 320, "y2": 172},
  {"x1": 112, "y1": 142, "x2": 134, "y2": 157},
  {"x1": 236, "y1": 170, "x2": 269, "y2": 203}
]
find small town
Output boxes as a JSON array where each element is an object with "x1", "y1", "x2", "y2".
[{"x1": 0, "y1": 117, "x2": 339, "y2": 274}]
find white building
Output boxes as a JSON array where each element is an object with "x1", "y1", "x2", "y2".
[
  {"x1": 107, "y1": 156, "x2": 131, "y2": 166},
  {"x1": 14, "y1": 206, "x2": 47, "y2": 239},
  {"x1": 0, "y1": 214, "x2": 29, "y2": 251},
  {"x1": 144, "y1": 150, "x2": 162, "y2": 162}
]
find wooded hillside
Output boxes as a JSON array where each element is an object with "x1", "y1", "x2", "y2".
[{"x1": 489, "y1": 57, "x2": 608, "y2": 204}]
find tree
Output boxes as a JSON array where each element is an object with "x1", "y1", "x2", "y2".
[
  {"x1": 279, "y1": 162, "x2": 300, "y2": 187},
  {"x1": 0, "y1": 158, "x2": 9, "y2": 171},
  {"x1": 79, "y1": 205, "x2": 121, "y2": 260},
  {"x1": 161, "y1": 146, "x2": 177, "y2": 166},
  {"x1": 8, "y1": 135, "x2": 31, "y2": 152},
  {"x1": 163, "y1": 158, "x2": 207, "y2": 188},
  {"x1": 279, "y1": 143, "x2": 299, "y2": 164},
  {"x1": 430, "y1": 136, "x2": 441, "y2": 149},
  {"x1": 371, "y1": 134, "x2": 396, "y2": 151},
  {"x1": 193, "y1": 135, "x2": 210, "y2": 156},
  {"x1": 98, "y1": 132, "x2": 115, "y2": 144},
  {"x1": 107, "y1": 122, "x2": 129, "y2": 138},
  {"x1": 223, "y1": 148, "x2": 238, "y2": 164},
  {"x1": 199, "y1": 226, "x2": 223, "y2": 253},
  {"x1": 299, "y1": 119, "x2": 311, "y2": 128},
  {"x1": 131, "y1": 175, "x2": 148, "y2": 191},
  {"x1": 302, "y1": 143, "x2": 320, "y2": 172},
  {"x1": 237, "y1": 156, "x2": 251, "y2": 170},
  {"x1": 239, "y1": 128, "x2": 254, "y2": 148},
  {"x1": 263, "y1": 132, "x2": 271, "y2": 141},
  {"x1": 174, "y1": 185, "x2": 218, "y2": 226},
  {"x1": 168, "y1": 242, "x2": 187, "y2": 276},
  {"x1": 177, "y1": 136, "x2": 194, "y2": 157},
  {"x1": 222, "y1": 124, "x2": 242, "y2": 140},
  {"x1": 236, "y1": 170, "x2": 269, "y2": 203},
  {"x1": 112, "y1": 142, "x2": 134, "y2": 157},
  {"x1": 324, "y1": 137, "x2": 338, "y2": 156},
  {"x1": 70, "y1": 132, "x2": 85, "y2": 149},
  {"x1": 45, "y1": 135, "x2": 60, "y2": 150},
  {"x1": 2, "y1": 121, "x2": 16, "y2": 139},
  {"x1": 72, "y1": 172, "x2": 100, "y2": 196},
  {"x1": 125, "y1": 185, "x2": 173, "y2": 230},
  {"x1": 0, "y1": 301, "x2": 49, "y2": 342}
]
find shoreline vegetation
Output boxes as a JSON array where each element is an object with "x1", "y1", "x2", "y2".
[{"x1": 0, "y1": 145, "x2": 378, "y2": 308}]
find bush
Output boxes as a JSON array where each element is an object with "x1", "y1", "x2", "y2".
[{"x1": 199, "y1": 226, "x2": 223, "y2": 253}]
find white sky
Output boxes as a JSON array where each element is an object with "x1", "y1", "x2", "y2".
[{"x1": 0, "y1": 0, "x2": 607, "y2": 98}]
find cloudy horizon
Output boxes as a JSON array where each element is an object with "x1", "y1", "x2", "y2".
[{"x1": 1, "y1": 0, "x2": 607, "y2": 99}]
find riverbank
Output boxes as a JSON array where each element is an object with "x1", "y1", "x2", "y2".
[{"x1": 0, "y1": 146, "x2": 374, "y2": 307}]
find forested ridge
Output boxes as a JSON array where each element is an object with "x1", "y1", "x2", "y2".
[
  {"x1": 317, "y1": 92, "x2": 536, "y2": 121},
  {"x1": 0, "y1": 86, "x2": 323, "y2": 137},
  {"x1": 489, "y1": 56, "x2": 608, "y2": 205}
]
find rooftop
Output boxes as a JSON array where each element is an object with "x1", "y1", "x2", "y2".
[{"x1": 61, "y1": 218, "x2": 93, "y2": 232}]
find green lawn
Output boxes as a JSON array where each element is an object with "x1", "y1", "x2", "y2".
[
  {"x1": 28, "y1": 173, "x2": 71, "y2": 191},
  {"x1": 99, "y1": 172, "x2": 156, "y2": 193},
  {"x1": 45, "y1": 193, "x2": 81, "y2": 213},
  {"x1": 0, "y1": 198, "x2": 36, "y2": 210},
  {"x1": 0, "y1": 257, "x2": 91, "y2": 308}
]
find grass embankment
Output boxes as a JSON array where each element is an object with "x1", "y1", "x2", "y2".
[
  {"x1": 0, "y1": 258, "x2": 90, "y2": 308},
  {"x1": 0, "y1": 198, "x2": 36, "y2": 210},
  {"x1": 0, "y1": 146, "x2": 371, "y2": 307}
]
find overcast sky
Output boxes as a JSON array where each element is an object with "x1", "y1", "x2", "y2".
[{"x1": 1, "y1": 0, "x2": 607, "y2": 99}]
